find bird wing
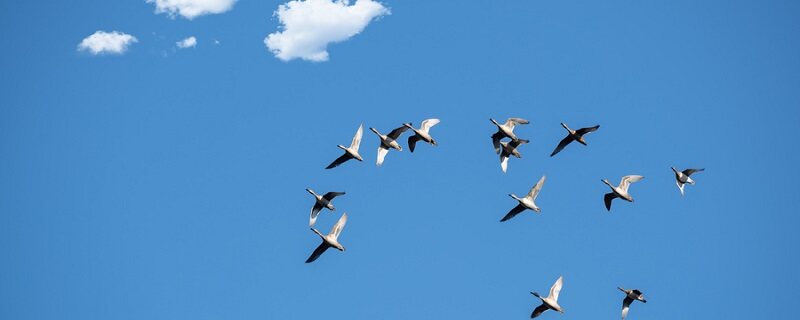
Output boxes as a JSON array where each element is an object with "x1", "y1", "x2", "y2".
[
  {"x1": 677, "y1": 180, "x2": 685, "y2": 196},
  {"x1": 619, "y1": 175, "x2": 644, "y2": 193},
  {"x1": 531, "y1": 303, "x2": 549, "y2": 319},
  {"x1": 550, "y1": 135, "x2": 574, "y2": 157},
  {"x1": 325, "y1": 153, "x2": 352, "y2": 169},
  {"x1": 305, "y1": 242, "x2": 330, "y2": 263},
  {"x1": 491, "y1": 132, "x2": 504, "y2": 154},
  {"x1": 350, "y1": 124, "x2": 364, "y2": 151},
  {"x1": 506, "y1": 117, "x2": 530, "y2": 128},
  {"x1": 323, "y1": 192, "x2": 345, "y2": 201},
  {"x1": 387, "y1": 125, "x2": 409, "y2": 140},
  {"x1": 330, "y1": 213, "x2": 348, "y2": 239},
  {"x1": 376, "y1": 146, "x2": 389, "y2": 166},
  {"x1": 575, "y1": 124, "x2": 600, "y2": 135},
  {"x1": 419, "y1": 118, "x2": 440, "y2": 133},
  {"x1": 621, "y1": 297, "x2": 633, "y2": 320},
  {"x1": 500, "y1": 204, "x2": 527, "y2": 222},
  {"x1": 604, "y1": 193, "x2": 616, "y2": 211},
  {"x1": 527, "y1": 175, "x2": 546, "y2": 200},
  {"x1": 408, "y1": 134, "x2": 421, "y2": 153},
  {"x1": 500, "y1": 154, "x2": 510, "y2": 173},
  {"x1": 549, "y1": 276, "x2": 563, "y2": 301},
  {"x1": 310, "y1": 203, "x2": 324, "y2": 226},
  {"x1": 682, "y1": 168, "x2": 705, "y2": 176},
  {"x1": 509, "y1": 138, "x2": 529, "y2": 149}
]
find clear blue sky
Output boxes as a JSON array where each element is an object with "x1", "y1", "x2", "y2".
[{"x1": 2, "y1": 1, "x2": 799, "y2": 319}]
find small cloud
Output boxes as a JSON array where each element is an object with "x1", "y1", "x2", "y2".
[
  {"x1": 147, "y1": 0, "x2": 238, "y2": 20},
  {"x1": 77, "y1": 30, "x2": 138, "y2": 55},
  {"x1": 265, "y1": 0, "x2": 389, "y2": 62},
  {"x1": 176, "y1": 36, "x2": 198, "y2": 49}
]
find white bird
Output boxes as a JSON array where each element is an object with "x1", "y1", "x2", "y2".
[
  {"x1": 618, "y1": 287, "x2": 647, "y2": 320},
  {"x1": 404, "y1": 119, "x2": 440, "y2": 152},
  {"x1": 305, "y1": 213, "x2": 348, "y2": 263},
  {"x1": 499, "y1": 139, "x2": 529, "y2": 173},
  {"x1": 307, "y1": 189, "x2": 345, "y2": 227},
  {"x1": 671, "y1": 167, "x2": 704, "y2": 196},
  {"x1": 501, "y1": 175, "x2": 546, "y2": 222},
  {"x1": 530, "y1": 276, "x2": 565, "y2": 318},
  {"x1": 370, "y1": 125, "x2": 410, "y2": 166},
  {"x1": 326, "y1": 124, "x2": 364, "y2": 169},
  {"x1": 490, "y1": 117, "x2": 530, "y2": 153},
  {"x1": 550, "y1": 123, "x2": 600, "y2": 157},
  {"x1": 601, "y1": 175, "x2": 644, "y2": 211}
]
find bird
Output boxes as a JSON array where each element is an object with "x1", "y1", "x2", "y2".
[
  {"x1": 490, "y1": 117, "x2": 530, "y2": 154},
  {"x1": 305, "y1": 213, "x2": 348, "y2": 263},
  {"x1": 618, "y1": 287, "x2": 647, "y2": 320},
  {"x1": 501, "y1": 175, "x2": 546, "y2": 222},
  {"x1": 306, "y1": 189, "x2": 345, "y2": 227},
  {"x1": 601, "y1": 175, "x2": 644, "y2": 211},
  {"x1": 499, "y1": 139, "x2": 529, "y2": 173},
  {"x1": 530, "y1": 276, "x2": 564, "y2": 318},
  {"x1": 370, "y1": 125, "x2": 410, "y2": 166},
  {"x1": 671, "y1": 167, "x2": 704, "y2": 196},
  {"x1": 549, "y1": 123, "x2": 600, "y2": 157},
  {"x1": 325, "y1": 124, "x2": 364, "y2": 169},
  {"x1": 404, "y1": 119, "x2": 440, "y2": 152}
]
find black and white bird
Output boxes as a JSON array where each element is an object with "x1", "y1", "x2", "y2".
[
  {"x1": 306, "y1": 189, "x2": 345, "y2": 227},
  {"x1": 550, "y1": 123, "x2": 600, "y2": 157},
  {"x1": 530, "y1": 276, "x2": 565, "y2": 318},
  {"x1": 370, "y1": 125, "x2": 410, "y2": 166},
  {"x1": 601, "y1": 175, "x2": 644, "y2": 211},
  {"x1": 671, "y1": 167, "x2": 705, "y2": 196},
  {"x1": 501, "y1": 175, "x2": 546, "y2": 222},
  {"x1": 490, "y1": 117, "x2": 530, "y2": 153},
  {"x1": 499, "y1": 139, "x2": 529, "y2": 173},
  {"x1": 618, "y1": 287, "x2": 647, "y2": 320},
  {"x1": 325, "y1": 124, "x2": 364, "y2": 169},
  {"x1": 305, "y1": 213, "x2": 348, "y2": 263},
  {"x1": 404, "y1": 119, "x2": 440, "y2": 152}
]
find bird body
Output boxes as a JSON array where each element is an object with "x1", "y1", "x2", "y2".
[
  {"x1": 405, "y1": 119, "x2": 440, "y2": 152},
  {"x1": 671, "y1": 167, "x2": 704, "y2": 196},
  {"x1": 307, "y1": 189, "x2": 345, "y2": 227},
  {"x1": 530, "y1": 276, "x2": 564, "y2": 318},
  {"x1": 306, "y1": 213, "x2": 348, "y2": 263},
  {"x1": 370, "y1": 125, "x2": 409, "y2": 166},
  {"x1": 602, "y1": 175, "x2": 644, "y2": 211},
  {"x1": 618, "y1": 287, "x2": 646, "y2": 320},
  {"x1": 326, "y1": 124, "x2": 364, "y2": 169}
]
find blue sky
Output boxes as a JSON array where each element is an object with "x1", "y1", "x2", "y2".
[{"x1": 2, "y1": 0, "x2": 799, "y2": 319}]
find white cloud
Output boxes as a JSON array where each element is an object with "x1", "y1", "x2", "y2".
[
  {"x1": 265, "y1": 0, "x2": 389, "y2": 62},
  {"x1": 77, "y1": 31, "x2": 138, "y2": 55},
  {"x1": 146, "y1": 0, "x2": 237, "y2": 19},
  {"x1": 176, "y1": 36, "x2": 198, "y2": 49}
]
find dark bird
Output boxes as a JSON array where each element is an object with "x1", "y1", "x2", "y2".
[
  {"x1": 550, "y1": 123, "x2": 599, "y2": 157},
  {"x1": 618, "y1": 287, "x2": 647, "y2": 320},
  {"x1": 671, "y1": 167, "x2": 705, "y2": 196},
  {"x1": 306, "y1": 189, "x2": 345, "y2": 227}
]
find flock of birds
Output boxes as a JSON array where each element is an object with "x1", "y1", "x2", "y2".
[{"x1": 304, "y1": 117, "x2": 704, "y2": 319}]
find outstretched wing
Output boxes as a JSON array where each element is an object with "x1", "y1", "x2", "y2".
[
  {"x1": 491, "y1": 132, "x2": 504, "y2": 154},
  {"x1": 305, "y1": 242, "x2": 330, "y2": 263},
  {"x1": 330, "y1": 213, "x2": 348, "y2": 239},
  {"x1": 500, "y1": 204, "x2": 526, "y2": 222},
  {"x1": 509, "y1": 138, "x2": 529, "y2": 149},
  {"x1": 550, "y1": 135, "x2": 574, "y2": 157},
  {"x1": 576, "y1": 124, "x2": 600, "y2": 135},
  {"x1": 619, "y1": 175, "x2": 644, "y2": 193},
  {"x1": 500, "y1": 154, "x2": 510, "y2": 173},
  {"x1": 604, "y1": 193, "x2": 616, "y2": 211},
  {"x1": 505, "y1": 117, "x2": 530, "y2": 128},
  {"x1": 325, "y1": 153, "x2": 352, "y2": 169},
  {"x1": 309, "y1": 203, "x2": 324, "y2": 226},
  {"x1": 526, "y1": 176, "x2": 546, "y2": 201},
  {"x1": 531, "y1": 303, "x2": 549, "y2": 319},
  {"x1": 408, "y1": 134, "x2": 421, "y2": 153},
  {"x1": 350, "y1": 124, "x2": 364, "y2": 151},
  {"x1": 419, "y1": 118, "x2": 440, "y2": 133},
  {"x1": 387, "y1": 125, "x2": 409, "y2": 140},
  {"x1": 549, "y1": 276, "x2": 563, "y2": 301},
  {"x1": 323, "y1": 192, "x2": 345, "y2": 201},
  {"x1": 621, "y1": 297, "x2": 634, "y2": 320},
  {"x1": 682, "y1": 168, "x2": 705, "y2": 176},
  {"x1": 376, "y1": 146, "x2": 389, "y2": 166}
]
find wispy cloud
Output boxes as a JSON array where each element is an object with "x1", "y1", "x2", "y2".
[
  {"x1": 176, "y1": 36, "x2": 198, "y2": 49},
  {"x1": 77, "y1": 31, "x2": 138, "y2": 55},
  {"x1": 265, "y1": 0, "x2": 389, "y2": 62},
  {"x1": 147, "y1": 0, "x2": 238, "y2": 20}
]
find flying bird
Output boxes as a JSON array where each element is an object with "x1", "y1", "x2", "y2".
[
  {"x1": 618, "y1": 287, "x2": 647, "y2": 320},
  {"x1": 671, "y1": 167, "x2": 704, "y2": 196},
  {"x1": 370, "y1": 125, "x2": 409, "y2": 166},
  {"x1": 490, "y1": 117, "x2": 530, "y2": 153},
  {"x1": 307, "y1": 189, "x2": 345, "y2": 227},
  {"x1": 501, "y1": 175, "x2": 546, "y2": 222},
  {"x1": 499, "y1": 139, "x2": 529, "y2": 173},
  {"x1": 550, "y1": 123, "x2": 600, "y2": 157},
  {"x1": 601, "y1": 175, "x2": 644, "y2": 211},
  {"x1": 404, "y1": 119, "x2": 440, "y2": 152},
  {"x1": 325, "y1": 124, "x2": 364, "y2": 169},
  {"x1": 305, "y1": 213, "x2": 348, "y2": 263},
  {"x1": 530, "y1": 276, "x2": 565, "y2": 318}
]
